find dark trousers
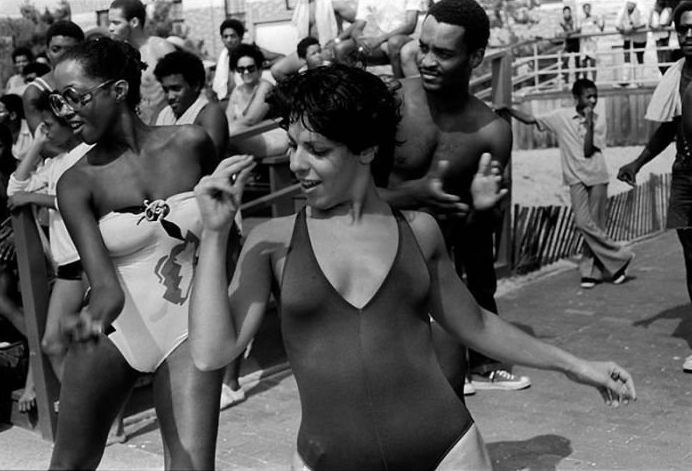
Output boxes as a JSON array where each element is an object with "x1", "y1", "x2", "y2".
[{"x1": 443, "y1": 213, "x2": 503, "y2": 374}]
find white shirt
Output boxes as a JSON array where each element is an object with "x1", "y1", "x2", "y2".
[
  {"x1": 8, "y1": 142, "x2": 93, "y2": 265},
  {"x1": 356, "y1": 0, "x2": 422, "y2": 37}
]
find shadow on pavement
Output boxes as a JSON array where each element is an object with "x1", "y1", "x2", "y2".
[
  {"x1": 632, "y1": 304, "x2": 692, "y2": 348},
  {"x1": 487, "y1": 434, "x2": 572, "y2": 471}
]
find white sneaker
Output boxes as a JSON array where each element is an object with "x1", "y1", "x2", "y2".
[
  {"x1": 220, "y1": 384, "x2": 246, "y2": 410},
  {"x1": 683, "y1": 355, "x2": 692, "y2": 373},
  {"x1": 463, "y1": 378, "x2": 476, "y2": 396},
  {"x1": 471, "y1": 370, "x2": 531, "y2": 391}
]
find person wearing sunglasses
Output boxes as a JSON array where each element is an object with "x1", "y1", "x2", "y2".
[
  {"x1": 22, "y1": 21, "x2": 84, "y2": 135},
  {"x1": 618, "y1": 0, "x2": 692, "y2": 374},
  {"x1": 226, "y1": 44, "x2": 288, "y2": 156},
  {"x1": 46, "y1": 37, "x2": 232, "y2": 470}
]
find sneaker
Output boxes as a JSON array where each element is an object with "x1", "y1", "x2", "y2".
[
  {"x1": 684, "y1": 355, "x2": 692, "y2": 373},
  {"x1": 613, "y1": 255, "x2": 635, "y2": 285},
  {"x1": 471, "y1": 370, "x2": 531, "y2": 391},
  {"x1": 580, "y1": 277, "x2": 599, "y2": 289},
  {"x1": 463, "y1": 377, "x2": 476, "y2": 396},
  {"x1": 220, "y1": 384, "x2": 246, "y2": 410}
]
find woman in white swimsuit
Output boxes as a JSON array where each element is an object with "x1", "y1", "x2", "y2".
[{"x1": 47, "y1": 37, "x2": 244, "y2": 470}]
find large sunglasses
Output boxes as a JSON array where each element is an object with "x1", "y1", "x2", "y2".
[
  {"x1": 49, "y1": 79, "x2": 116, "y2": 117},
  {"x1": 236, "y1": 64, "x2": 258, "y2": 74},
  {"x1": 676, "y1": 24, "x2": 692, "y2": 35}
]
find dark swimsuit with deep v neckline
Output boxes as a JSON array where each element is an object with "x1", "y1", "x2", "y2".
[{"x1": 280, "y1": 207, "x2": 474, "y2": 471}]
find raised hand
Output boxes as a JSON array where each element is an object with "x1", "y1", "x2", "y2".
[
  {"x1": 565, "y1": 359, "x2": 636, "y2": 407},
  {"x1": 409, "y1": 160, "x2": 469, "y2": 216},
  {"x1": 194, "y1": 155, "x2": 256, "y2": 232},
  {"x1": 471, "y1": 153, "x2": 508, "y2": 211}
]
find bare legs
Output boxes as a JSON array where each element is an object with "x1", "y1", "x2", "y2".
[
  {"x1": 154, "y1": 340, "x2": 222, "y2": 470},
  {"x1": 49, "y1": 338, "x2": 222, "y2": 470},
  {"x1": 42, "y1": 278, "x2": 85, "y2": 381}
]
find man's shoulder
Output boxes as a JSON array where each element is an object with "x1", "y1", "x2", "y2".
[{"x1": 142, "y1": 36, "x2": 176, "y2": 60}]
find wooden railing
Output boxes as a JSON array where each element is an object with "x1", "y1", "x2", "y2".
[{"x1": 11, "y1": 207, "x2": 59, "y2": 441}]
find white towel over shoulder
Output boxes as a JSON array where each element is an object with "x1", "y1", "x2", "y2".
[{"x1": 645, "y1": 58, "x2": 685, "y2": 122}]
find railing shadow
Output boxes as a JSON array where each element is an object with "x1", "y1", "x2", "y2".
[{"x1": 487, "y1": 434, "x2": 573, "y2": 471}]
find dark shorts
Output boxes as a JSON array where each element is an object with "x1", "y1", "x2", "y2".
[
  {"x1": 56, "y1": 260, "x2": 83, "y2": 281},
  {"x1": 667, "y1": 163, "x2": 692, "y2": 229}
]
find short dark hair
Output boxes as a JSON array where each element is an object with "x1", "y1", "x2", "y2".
[
  {"x1": 33, "y1": 90, "x2": 69, "y2": 126},
  {"x1": 12, "y1": 47, "x2": 33, "y2": 62},
  {"x1": 23, "y1": 62, "x2": 51, "y2": 78},
  {"x1": 154, "y1": 50, "x2": 206, "y2": 90},
  {"x1": 57, "y1": 37, "x2": 145, "y2": 109},
  {"x1": 110, "y1": 0, "x2": 146, "y2": 26},
  {"x1": 674, "y1": 0, "x2": 692, "y2": 26},
  {"x1": 268, "y1": 64, "x2": 401, "y2": 187},
  {"x1": 428, "y1": 0, "x2": 490, "y2": 53},
  {"x1": 46, "y1": 20, "x2": 85, "y2": 46},
  {"x1": 0, "y1": 94, "x2": 24, "y2": 120},
  {"x1": 572, "y1": 78, "x2": 597, "y2": 96},
  {"x1": 297, "y1": 37, "x2": 320, "y2": 59},
  {"x1": 229, "y1": 43, "x2": 265, "y2": 71},
  {"x1": 563, "y1": 6, "x2": 571, "y2": 12},
  {"x1": 220, "y1": 18, "x2": 245, "y2": 38}
]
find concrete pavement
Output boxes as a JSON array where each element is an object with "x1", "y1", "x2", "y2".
[{"x1": 1, "y1": 230, "x2": 691, "y2": 470}]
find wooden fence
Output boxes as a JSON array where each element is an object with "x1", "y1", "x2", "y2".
[{"x1": 512, "y1": 173, "x2": 671, "y2": 274}]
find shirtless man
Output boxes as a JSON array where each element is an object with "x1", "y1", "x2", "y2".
[
  {"x1": 108, "y1": 0, "x2": 175, "y2": 124},
  {"x1": 382, "y1": 0, "x2": 530, "y2": 394},
  {"x1": 22, "y1": 21, "x2": 84, "y2": 134}
]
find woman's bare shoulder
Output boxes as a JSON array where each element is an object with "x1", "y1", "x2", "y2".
[{"x1": 246, "y1": 214, "x2": 297, "y2": 245}]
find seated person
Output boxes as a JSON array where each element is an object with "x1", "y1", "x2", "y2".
[
  {"x1": 154, "y1": 50, "x2": 229, "y2": 160},
  {"x1": 212, "y1": 19, "x2": 285, "y2": 104},
  {"x1": 226, "y1": 44, "x2": 288, "y2": 157},
  {"x1": 298, "y1": 36, "x2": 327, "y2": 71},
  {"x1": 5, "y1": 47, "x2": 33, "y2": 96},
  {"x1": 333, "y1": 0, "x2": 421, "y2": 77},
  {"x1": 273, "y1": 37, "x2": 326, "y2": 82},
  {"x1": 271, "y1": 0, "x2": 356, "y2": 81}
]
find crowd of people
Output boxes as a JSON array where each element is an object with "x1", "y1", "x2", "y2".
[
  {"x1": 555, "y1": 1, "x2": 678, "y2": 87},
  {"x1": 14, "y1": 0, "x2": 692, "y2": 469}
]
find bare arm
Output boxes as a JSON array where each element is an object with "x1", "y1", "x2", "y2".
[
  {"x1": 411, "y1": 212, "x2": 636, "y2": 405},
  {"x1": 196, "y1": 103, "x2": 230, "y2": 161},
  {"x1": 617, "y1": 120, "x2": 677, "y2": 186},
  {"x1": 583, "y1": 107, "x2": 597, "y2": 158},
  {"x1": 190, "y1": 156, "x2": 266, "y2": 370},
  {"x1": 57, "y1": 170, "x2": 124, "y2": 340},
  {"x1": 502, "y1": 106, "x2": 538, "y2": 126},
  {"x1": 231, "y1": 82, "x2": 272, "y2": 128}
]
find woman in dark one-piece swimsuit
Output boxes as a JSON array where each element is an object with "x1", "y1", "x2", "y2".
[{"x1": 191, "y1": 64, "x2": 636, "y2": 471}]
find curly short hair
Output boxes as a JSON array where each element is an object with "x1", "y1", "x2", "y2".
[
  {"x1": 110, "y1": 0, "x2": 146, "y2": 25},
  {"x1": 220, "y1": 18, "x2": 245, "y2": 38},
  {"x1": 674, "y1": 0, "x2": 692, "y2": 26},
  {"x1": 428, "y1": 0, "x2": 490, "y2": 53},
  {"x1": 297, "y1": 37, "x2": 320, "y2": 59},
  {"x1": 268, "y1": 64, "x2": 401, "y2": 187},
  {"x1": 46, "y1": 20, "x2": 85, "y2": 47},
  {"x1": 572, "y1": 78, "x2": 596, "y2": 97},
  {"x1": 229, "y1": 44, "x2": 265, "y2": 71},
  {"x1": 57, "y1": 37, "x2": 145, "y2": 109},
  {"x1": 154, "y1": 50, "x2": 206, "y2": 90},
  {"x1": 12, "y1": 47, "x2": 33, "y2": 62}
]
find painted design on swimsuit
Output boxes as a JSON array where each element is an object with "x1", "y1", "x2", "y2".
[{"x1": 154, "y1": 230, "x2": 200, "y2": 308}]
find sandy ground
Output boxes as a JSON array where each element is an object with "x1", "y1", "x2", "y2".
[{"x1": 512, "y1": 144, "x2": 676, "y2": 206}]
